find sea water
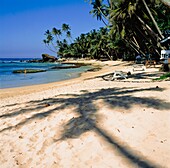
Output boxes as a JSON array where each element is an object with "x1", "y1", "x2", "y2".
[{"x1": 0, "y1": 58, "x2": 92, "y2": 89}]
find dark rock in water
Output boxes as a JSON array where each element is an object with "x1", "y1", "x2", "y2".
[
  {"x1": 51, "y1": 65, "x2": 80, "y2": 69},
  {"x1": 62, "y1": 62, "x2": 91, "y2": 66},
  {"x1": 50, "y1": 62, "x2": 90, "y2": 69},
  {"x1": 86, "y1": 67, "x2": 102, "y2": 72},
  {"x1": 13, "y1": 69, "x2": 46, "y2": 73},
  {"x1": 25, "y1": 54, "x2": 57, "y2": 63},
  {"x1": 27, "y1": 59, "x2": 43, "y2": 63},
  {"x1": 42, "y1": 54, "x2": 57, "y2": 62}
]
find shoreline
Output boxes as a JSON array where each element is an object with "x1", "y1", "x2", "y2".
[
  {"x1": 0, "y1": 59, "x2": 94, "y2": 90},
  {"x1": 0, "y1": 59, "x2": 168, "y2": 101},
  {"x1": 0, "y1": 60, "x2": 128, "y2": 99},
  {"x1": 0, "y1": 59, "x2": 167, "y2": 100}
]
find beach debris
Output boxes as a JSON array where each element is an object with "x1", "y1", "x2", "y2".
[
  {"x1": 117, "y1": 129, "x2": 120, "y2": 132},
  {"x1": 86, "y1": 67, "x2": 102, "y2": 72},
  {"x1": 127, "y1": 71, "x2": 131, "y2": 76},
  {"x1": 160, "y1": 139, "x2": 167, "y2": 143},
  {"x1": 45, "y1": 103, "x2": 50, "y2": 107},
  {"x1": 19, "y1": 135, "x2": 23, "y2": 139},
  {"x1": 16, "y1": 161, "x2": 19, "y2": 165}
]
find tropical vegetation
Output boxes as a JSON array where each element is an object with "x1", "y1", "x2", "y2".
[
  {"x1": 43, "y1": 0, "x2": 170, "y2": 61},
  {"x1": 153, "y1": 72, "x2": 170, "y2": 80}
]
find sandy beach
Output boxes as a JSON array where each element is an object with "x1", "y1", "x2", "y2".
[{"x1": 0, "y1": 60, "x2": 170, "y2": 168}]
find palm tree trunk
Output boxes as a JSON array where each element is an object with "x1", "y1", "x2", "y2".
[
  {"x1": 141, "y1": 0, "x2": 164, "y2": 39},
  {"x1": 132, "y1": 36, "x2": 140, "y2": 49},
  {"x1": 96, "y1": 7, "x2": 109, "y2": 26},
  {"x1": 136, "y1": 15, "x2": 161, "y2": 41},
  {"x1": 101, "y1": 17, "x2": 108, "y2": 26},
  {"x1": 105, "y1": 50, "x2": 113, "y2": 60},
  {"x1": 101, "y1": 48, "x2": 113, "y2": 60},
  {"x1": 124, "y1": 39, "x2": 145, "y2": 56},
  {"x1": 124, "y1": 39, "x2": 139, "y2": 53},
  {"x1": 45, "y1": 44, "x2": 57, "y2": 53}
]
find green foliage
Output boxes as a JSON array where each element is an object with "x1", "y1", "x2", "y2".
[
  {"x1": 153, "y1": 72, "x2": 170, "y2": 81},
  {"x1": 43, "y1": 0, "x2": 169, "y2": 61},
  {"x1": 43, "y1": 23, "x2": 72, "y2": 54}
]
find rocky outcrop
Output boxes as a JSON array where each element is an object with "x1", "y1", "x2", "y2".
[
  {"x1": 26, "y1": 54, "x2": 58, "y2": 63},
  {"x1": 13, "y1": 69, "x2": 46, "y2": 73},
  {"x1": 42, "y1": 54, "x2": 57, "y2": 62},
  {"x1": 27, "y1": 59, "x2": 43, "y2": 63}
]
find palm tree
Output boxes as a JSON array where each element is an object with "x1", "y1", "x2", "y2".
[
  {"x1": 52, "y1": 28, "x2": 62, "y2": 39},
  {"x1": 43, "y1": 30, "x2": 57, "y2": 53},
  {"x1": 62, "y1": 23, "x2": 71, "y2": 32},
  {"x1": 43, "y1": 1, "x2": 169, "y2": 61},
  {"x1": 109, "y1": 0, "x2": 166, "y2": 56},
  {"x1": 43, "y1": 24, "x2": 72, "y2": 55},
  {"x1": 141, "y1": 0, "x2": 164, "y2": 39},
  {"x1": 88, "y1": 0, "x2": 169, "y2": 59},
  {"x1": 89, "y1": 0, "x2": 109, "y2": 26}
]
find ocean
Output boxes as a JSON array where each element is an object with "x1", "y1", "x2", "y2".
[{"x1": 0, "y1": 58, "x2": 92, "y2": 89}]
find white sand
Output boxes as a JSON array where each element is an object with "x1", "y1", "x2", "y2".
[{"x1": 0, "y1": 60, "x2": 170, "y2": 168}]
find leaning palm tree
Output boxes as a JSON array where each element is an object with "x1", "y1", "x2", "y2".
[
  {"x1": 141, "y1": 0, "x2": 164, "y2": 39},
  {"x1": 43, "y1": 30, "x2": 58, "y2": 53},
  {"x1": 110, "y1": 0, "x2": 166, "y2": 55},
  {"x1": 89, "y1": 0, "x2": 109, "y2": 26},
  {"x1": 66, "y1": 31, "x2": 72, "y2": 43},
  {"x1": 88, "y1": 0, "x2": 168, "y2": 58},
  {"x1": 52, "y1": 28, "x2": 62, "y2": 39}
]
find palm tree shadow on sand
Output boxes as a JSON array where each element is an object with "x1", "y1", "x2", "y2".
[
  {"x1": 1, "y1": 86, "x2": 170, "y2": 167},
  {"x1": 58, "y1": 116, "x2": 162, "y2": 168},
  {"x1": 52, "y1": 87, "x2": 169, "y2": 168}
]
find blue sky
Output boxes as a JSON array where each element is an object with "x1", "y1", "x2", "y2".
[{"x1": 0, "y1": 0, "x2": 104, "y2": 58}]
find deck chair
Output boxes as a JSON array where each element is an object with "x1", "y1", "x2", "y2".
[
  {"x1": 111, "y1": 71, "x2": 127, "y2": 80},
  {"x1": 133, "y1": 64, "x2": 146, "y2": 71},
  {"x1": 102, "y1": 71, "x2": 129, "y2": 81}
]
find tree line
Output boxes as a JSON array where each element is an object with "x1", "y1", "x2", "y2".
[{"x1": 43, "y1": 0, "x2": 170, "y2": 61}]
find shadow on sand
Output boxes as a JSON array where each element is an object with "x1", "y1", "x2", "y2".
[{"x1": 1, "y1": 86, "x2": 170, "y2": 167}]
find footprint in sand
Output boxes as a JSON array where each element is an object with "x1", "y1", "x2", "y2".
[
  {"x1": 37, "y1": 138, "x2": 54, "y2": 155},
  {"x1": 30, "y1": 134, "x2": 39, "y2": 142}
]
